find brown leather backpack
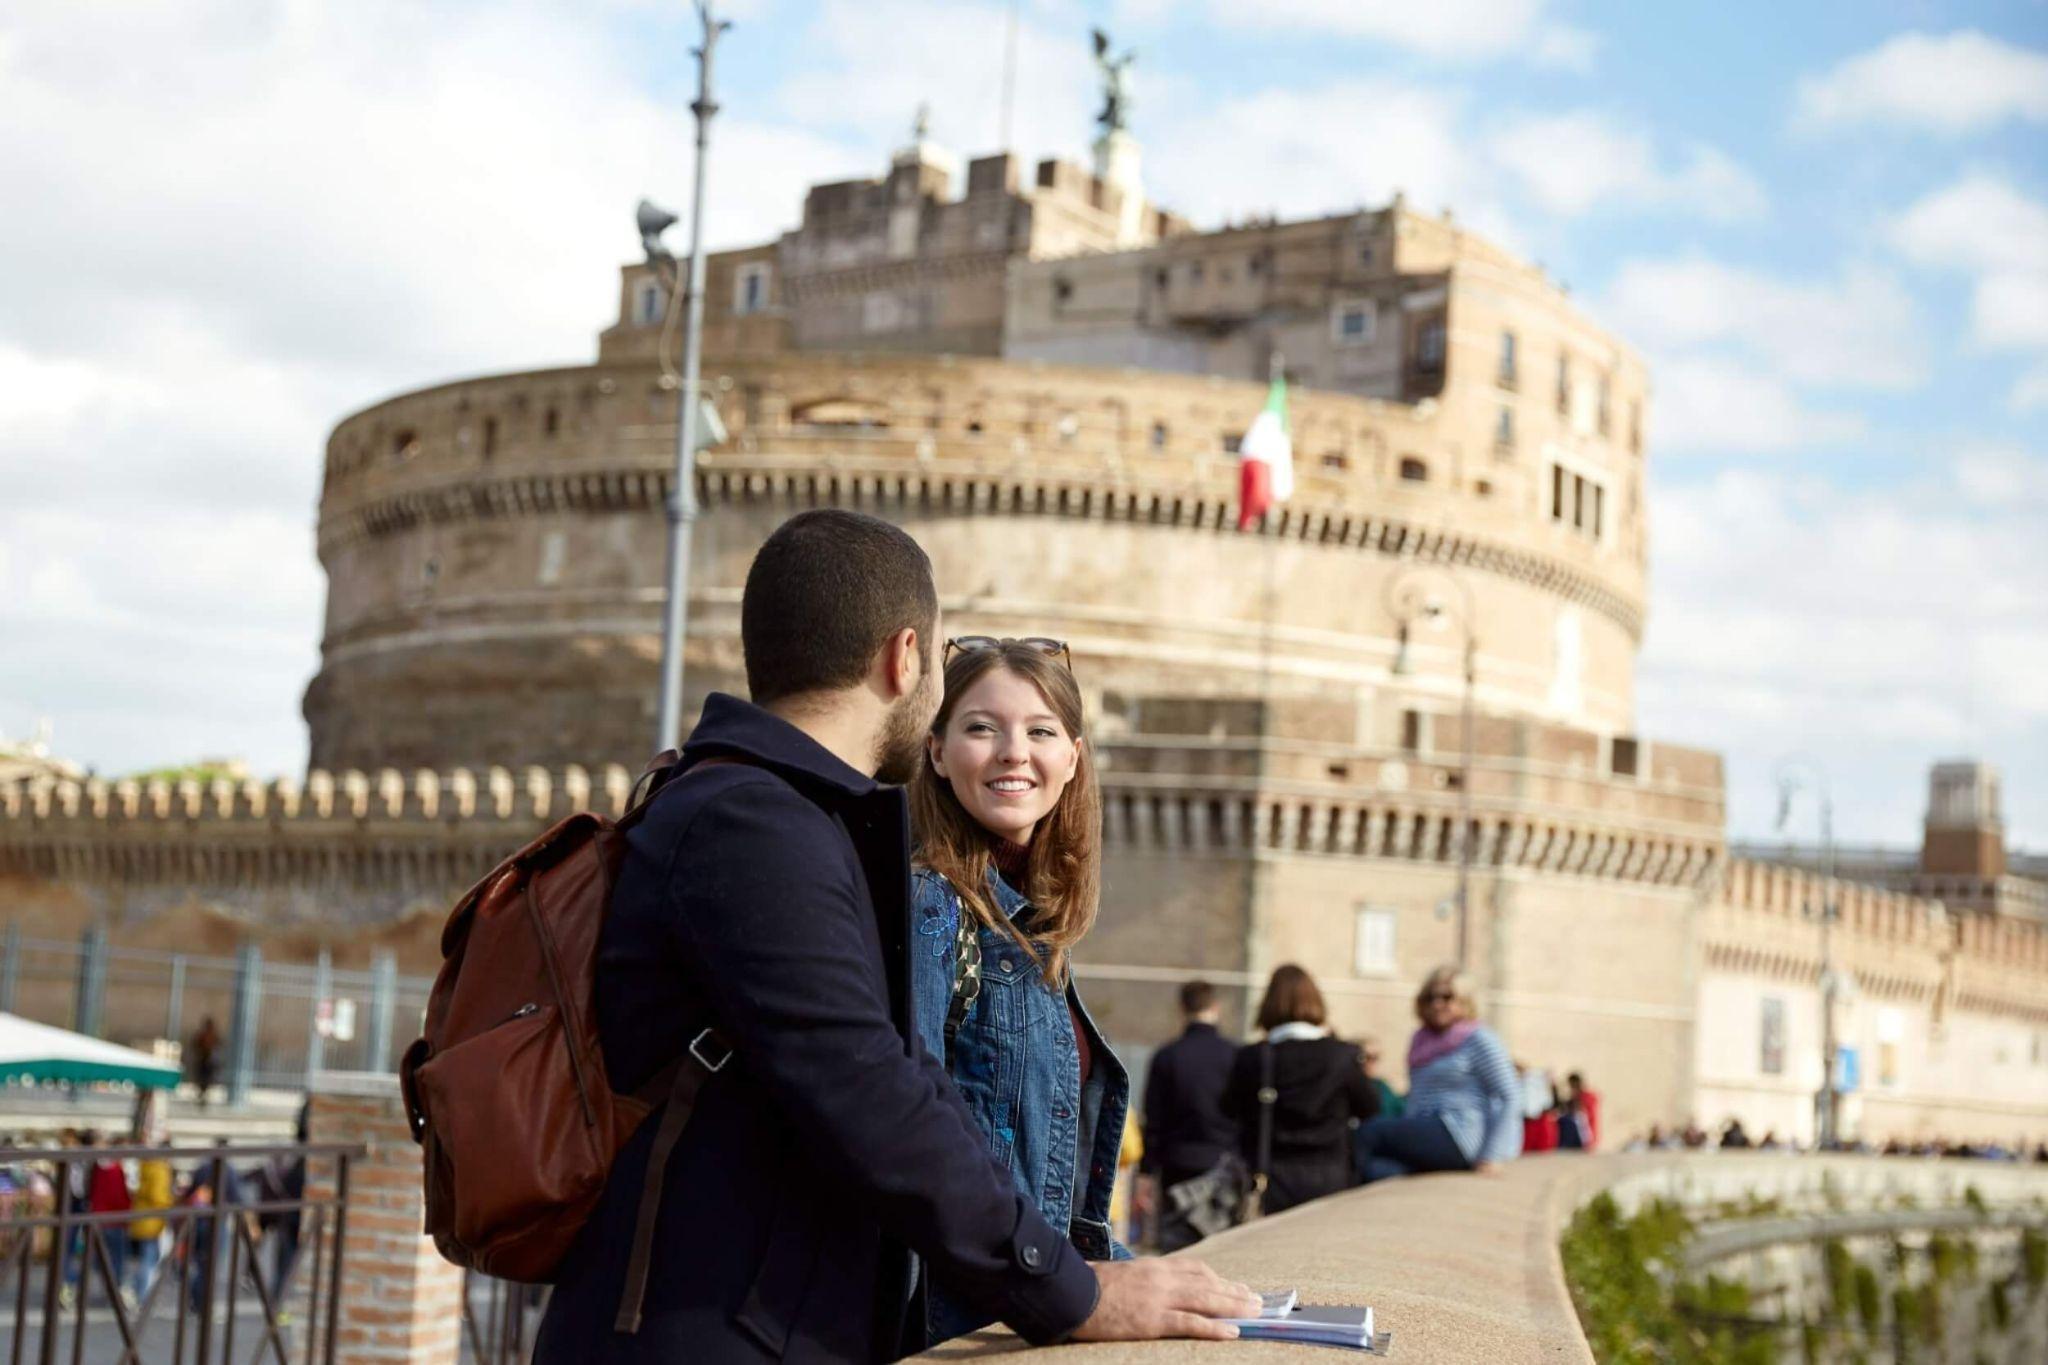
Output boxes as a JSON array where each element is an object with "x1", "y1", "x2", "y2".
[{"x1": 399, "y1": 753, "x2": 733, "y2": 1333}]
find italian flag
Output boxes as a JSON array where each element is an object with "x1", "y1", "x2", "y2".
[{"x1": 1236, "y1": 374, "x2": 1295, "y2": 529}]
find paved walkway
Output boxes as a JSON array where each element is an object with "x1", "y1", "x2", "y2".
[{"x1": 922, "y1": 1154, "x2": 1606, "y2": 1363}]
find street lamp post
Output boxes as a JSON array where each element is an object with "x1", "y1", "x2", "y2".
[
  {"x1": 1776, "y1": 757, "x2": 1840, "y2": 1148},
  {"x1": 1387, "y1": 567, "x2": 1479, "y2": 968},
  {"x1": 646, "y1": 2, "x2": 731, "y2": 754}
]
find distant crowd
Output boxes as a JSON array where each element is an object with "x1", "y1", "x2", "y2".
[
  {"x1": 0, "y1": 1098, "x2": 310, "y2": 1314},
  {"x1": 1621, "y1": 1116, "x2": 2048, "y2": 1163}
]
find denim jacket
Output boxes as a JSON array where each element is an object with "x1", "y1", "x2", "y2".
[{"x1": 910, "y1": 866, "x2": 1132, "y2": 1345}]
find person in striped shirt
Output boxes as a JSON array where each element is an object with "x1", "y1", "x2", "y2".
[{"x1": 1353, "y1": 966, "x2": 1522, "y2": 1183}]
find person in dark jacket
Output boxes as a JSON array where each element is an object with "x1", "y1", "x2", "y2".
[
  {"x1": 535, "y1": 510, "x2": 1257, "y2": 1364},
  {"x1": 1138, "y1": 981, "x2": 1239, "y2": 1250},
  {"x1": 1222, "y1": 966, "x2": 1377, "y2": 1215}
]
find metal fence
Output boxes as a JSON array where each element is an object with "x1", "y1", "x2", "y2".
[
  {"x1": 0, "y1": 1141, "x2": 363, "y2": 1365},
  {"x1": 0, "y1": 927, "x2": 435, "y2": 1097}
]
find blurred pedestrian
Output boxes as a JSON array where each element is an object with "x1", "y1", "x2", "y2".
[
  {"x1": 1360, "y1": 1038, "x2": 1403, "y2": 1119},
  {"x1": 1222, "y1": 965, "x2": 1377, "y2": 1215},
  {"x1": 1139, "y1": 980, "x2": 1239, "y2": 1251},
  {"x1": 188, "y1": 1017, "x2": 222, "y2": 1108},
  {"x1": 1354, "y1": 966, "x2": 1521, "y2": 1184}
]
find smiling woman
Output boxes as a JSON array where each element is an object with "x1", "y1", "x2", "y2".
[{"x1": 906, "y1": 637, "x2": 1131, "y2": 1349}]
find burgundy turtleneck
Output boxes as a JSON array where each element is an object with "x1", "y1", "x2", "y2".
[{"x1": 986, "y1": 833, "x2": 1091, "y2": 1089}]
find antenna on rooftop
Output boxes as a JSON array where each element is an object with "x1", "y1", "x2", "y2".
[{"x1": 998, "y1": 0, "x2": 1020, "y2": 150}]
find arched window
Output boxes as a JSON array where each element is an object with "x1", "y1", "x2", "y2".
[{"x1": 1398, "y1": 456, "x2": 1428, "y2": 482}]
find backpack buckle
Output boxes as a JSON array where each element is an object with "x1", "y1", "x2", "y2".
[{"x1": 689, "y1": 1027, "x2": 733, "y2": 1073}]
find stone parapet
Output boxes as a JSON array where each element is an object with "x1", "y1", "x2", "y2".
[{"x1": 916, "y1": 1154, "x2": 2048, "y2": 1365}]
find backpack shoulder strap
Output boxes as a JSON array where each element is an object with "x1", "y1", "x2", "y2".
[
  {"x1": 615, "y1": 1027, "x2": 732, "y2": 1333},
  {"x1": 942, "y1": 882, "x2": 982, "y2": 1069},
  {"x1": 613, "y1": 753, "x2": 754, "y2": 1334}
]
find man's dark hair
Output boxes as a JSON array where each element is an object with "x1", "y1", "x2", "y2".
[
  {"x1": 1178, "y1": 980, "x2": 1216, "y2": 1016},
  {"x1": 741, "y1": 509, "x2": 939, "y2": 705}
]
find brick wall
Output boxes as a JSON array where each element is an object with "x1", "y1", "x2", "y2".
[{"x1": 306, "y1": 1074, "x2": 462, "y2": 1365}]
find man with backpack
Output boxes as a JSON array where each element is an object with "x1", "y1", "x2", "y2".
[{"x1": 533, "y1": 509, "x2": 1258, "y2": 1361}]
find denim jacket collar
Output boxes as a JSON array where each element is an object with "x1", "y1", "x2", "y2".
[{"x1": 985, "y1": 866, "x2": 1032, "y2": 923}]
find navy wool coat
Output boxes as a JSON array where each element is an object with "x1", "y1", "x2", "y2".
[{"x1": 534, "y1": 693, "x2": 1099, "y2": 1363}]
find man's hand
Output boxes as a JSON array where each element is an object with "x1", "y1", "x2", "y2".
[{"x1": 1070, "y1": 1257, "x2": 1263, "y2": 1342}]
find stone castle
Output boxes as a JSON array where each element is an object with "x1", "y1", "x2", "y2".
[{"x1": 3, "y1": 113, "x2": 2044, "y2": 1147}]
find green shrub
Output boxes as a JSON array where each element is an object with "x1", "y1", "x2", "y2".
[{"x1": 1854, "y1": 1264, "x2": 1883, "y2": 1333}]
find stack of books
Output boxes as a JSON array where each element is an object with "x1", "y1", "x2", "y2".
[{"x1": 1227, "y1": 1288, "x2": 1390, "y2": 1354}]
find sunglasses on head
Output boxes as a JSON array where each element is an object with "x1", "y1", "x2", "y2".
[{"x1": 943, "y1": 636, "x2": 1073, "y2": 670}]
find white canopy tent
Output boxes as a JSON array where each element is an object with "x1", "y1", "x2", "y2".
[{"x1": 0, "y1": 1012, "x2": 180, "y2": 1089}]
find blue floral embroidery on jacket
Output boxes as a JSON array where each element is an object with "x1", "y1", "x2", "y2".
[{"x1": 916, "y1": 893, "x2": 959, "y2": 960}]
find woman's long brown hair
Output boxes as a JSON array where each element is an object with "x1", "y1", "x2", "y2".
[{"x1": 911, "y1": 643, "x2": 1102, "y2": 987}]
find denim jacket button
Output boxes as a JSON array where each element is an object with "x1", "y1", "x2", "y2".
[
  {"x1": 999, "y1": 958, "x2": 1015, "y2": 974},
  {"x1": 1021, "y1": 1243, "x2": 1042, "y2": 1269}
]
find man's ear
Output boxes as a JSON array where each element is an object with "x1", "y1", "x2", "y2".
[{"x1": 880, "y1": 625, "x2": 921, "y2": 701}]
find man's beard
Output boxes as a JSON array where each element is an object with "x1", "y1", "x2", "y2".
[{"x1": 873, "y1": 667, "x2": 937, "y2": 786}]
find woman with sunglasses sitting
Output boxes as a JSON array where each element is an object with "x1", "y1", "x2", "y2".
[
  {"x1": 1353, "y1": 965, "x2": 1522, "y2": 1183},
  {"x1": 908, "y1": 636, "x2": 1133, "y2": 1347}
]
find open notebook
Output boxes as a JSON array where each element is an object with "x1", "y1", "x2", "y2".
[{"x1": 1228, "y1": 1289, "x2": 1392, "y2": 1354}]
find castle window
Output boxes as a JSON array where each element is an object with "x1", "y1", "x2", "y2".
[
  {"x1": 1415, "y1": 317, "x2": 1446, "y2": 371},
  {"x1": 1399, "y1": 709, "x2": 1423, "y2": 753},
  {"x1": 1494, "y1": 405, "x2": 1515, "y2": 450},
  {"x1": 1359, "y1": 243, "x2": 1375, "y2": 268},
  {"x1": 637, "y1": 282, "x2": 665, "y2": 325},
  {"x1": 1597, "y1": 374, "x2": 1612, "y2": 436},
  {"x1": 421, "y1": 556, "x2": 441, "y2": 588},
  {"x1": 1556, "y1": 354, "x2": 1571, "y2": 415},
  {"x1": 543, "y1": 408, "x2": 560, "y2": 438},
  {"x1": 1153, "y1": 267, "x2": 1168, "y2": 291},
  {"x1": 482, "y1": 417, "x2": 498, "y2": 458},
  {"x1": 1759, "y1": 997, "x2": 1786, "y2": 1075},
  {"x1": 1150, "y1": 421, "x2": 1168, "y2": 449},
  {"x1": 1473, "y1": 478, "x2": 1493, "y2": 497},
  {"x1": 1498, "y1": 331, "x2": 1518, "y2": 388},
  {"x1": 1321, "y1": 452, "x2": 1349, "y2": 471},
  {"x1": 1550, "y1": 462, "x2": 1606, "y2": 541},
  {"x1": 1188, "y1": 260, "x2": 1205, "y2": 284},
  {"x1": 1611, "y1": 737, "x2": 1639, "y2": 778},
  {"x1": 1398, "y1": 456, "x2": 1428, "y2": 482},
  {"x1": 1332, "y1": 300, "x2": 1376, "y2": 346},
  {"x1": 1053, "y1": 276, "x2": 1074, "y2": 307},
  {"x1": 734, "y1": 262, "x2": 771, "y2": 316},
  {"x1": 1353, "y1": 907, "x2": 1398, "y2": 977},
  {"x1": 1222, "y1": 432, "x2": 1243, "y2": 454}
]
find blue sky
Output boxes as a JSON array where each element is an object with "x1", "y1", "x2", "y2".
[{"x1": 1, "y1": 0, "x2": 2044, "y2": 847}]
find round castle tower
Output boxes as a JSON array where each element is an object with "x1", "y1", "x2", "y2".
[{"x1": 305, "y1": 145, "x2": 1653, "y2": 777}]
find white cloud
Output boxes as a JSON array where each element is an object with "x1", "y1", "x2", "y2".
[
  {"x1": 1143, "y1": 81, "x2": 1498, "y2": 230},
  {"x1": 1889, "y1": 172, "x2": 2048, "y2": 352},
  {"x1": 1603, "y1": 257, "x2": 1925, "y2": 391},
  {"x1": 0, "y1": 0, "x2": 852, "y2": 778},
  {"x1": 1488, "y1": 112, "x2": 1765, "y2": 220},
  {"x1": 1204, "y1": 0, "x2": 1588, "y2": 68},
  {"x1": 774, "y1": 0, "x2": 1097, "y2": 165},
  {"x1": 1795, "y1": 30, "x2": 2048, "y2": 136},
  {"x1": 1638, "y1": 454, "x2": 2048, "y2": 845},
  {"x1": 2012, "y1": 361, "x2": 2048, "y2": 413},
  {"x1": 1650, "y1": 356, "x2": 1864, "y2": 455}
]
